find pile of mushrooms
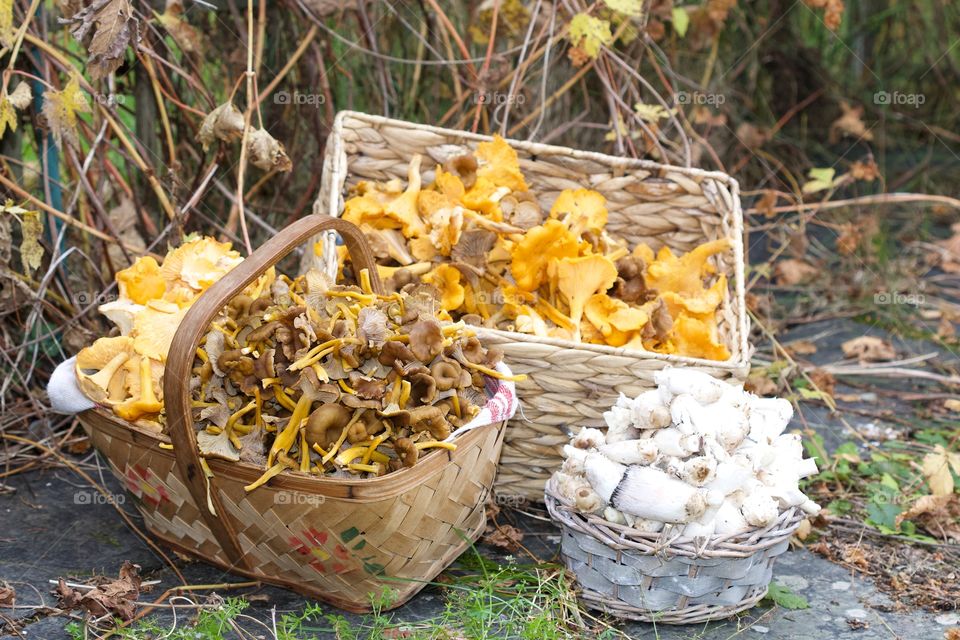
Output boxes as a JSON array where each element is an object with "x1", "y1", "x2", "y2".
[
  {"x1": 553, "y1": 369, "x2": 820, "y2": 538},
  {"x1": 75, "y1": 237, "x2": 271, "y2": 430},
  {"x1": 190, "y1": 267, "x2": 517, "y2": 489},
  {"x1": 338, "y1": 135, "x2": 733, "y2": 361}
]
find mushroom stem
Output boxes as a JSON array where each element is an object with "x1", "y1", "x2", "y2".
[
  {"x1": 271, "y1": 384, "x2": 298, "y2": 412},
  {"x1": 267, "y1": 394, "x2": 312, "y2": 466},
  {"x1": 243, "y1": 462, "x2": 285, "y2": 492},
  {"x1": 358, "y1": 268, "x2": 373, "y2": 295},
  {"x1": 347, "y1": 463, "x2": 379, "y2": 473},
  {"x1": 459, "y1": 360, "x2": 528, "y2": 382},
  {"x1": 398, "y1": 380, "x2": 412, "y2": 408},
  {"x1": 320, "y1": 409, "x2": 365, "y2": 464},
  {"x1": 87, "y1": 352, "x2": 129, "y2": 394},
  {"x1": 335, "y1": 446, "x2": 370, "y2": 465},
  {"x1": 116, "y1": 357, "x2": 163, "y2": 421}
]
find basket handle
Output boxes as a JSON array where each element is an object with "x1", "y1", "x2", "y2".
[{"x1": 163, "y1": 216, "x2": 382, "y2": 571}]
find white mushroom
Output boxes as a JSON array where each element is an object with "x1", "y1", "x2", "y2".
[
  {"x1": 747, "y1": 396, "x2": 793, "y2": 443},
  {"x1": 597, "y1": 439, "x2": 658, "y2": 465},
  {"x1": 651, "y1": 427, "x2": 700, "y2": 457},
  {"x1": 740, "y1": 486, "x2": 779, "y2": 527},
  {"x1": 571, "y1": 426, "x2": 606, "y2": 450},
  {"x1": 654, "y1": 368, "x2": 725, "y2": 405},
  {"x1": 630, "y1": 390, "x2": 671, "y2": 430},
  {"x1": 585, "y1": 454, "x2": 708, "y2": 523}
]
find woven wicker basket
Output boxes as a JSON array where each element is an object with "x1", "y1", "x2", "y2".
[
  {"x1": 544, "y1": 478, "x2": 802, "y2": 624},
  {"x1": 315, "y1": 111, "x2": 751, "y2": 501},
  {"x1": 76, "y1": 216, "x2": 508, "y2": 612}
]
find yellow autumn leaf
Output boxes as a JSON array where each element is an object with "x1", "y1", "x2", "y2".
[
  {"x1": 634, "y1": 101, "x2": 676, "y2": 123},
  {"x1": 41, "y1": 76, "x2": 90, "y2": 148},
  {"x1": 0, "y1": 97, "x2": 15, "y2": 139},
  {"x1": 21, "y1": 210, "x2": 43, "y2": 275},
  {"x1": 801, "y1": 167, "x2": 841, "y2": 194},
  {"x1": 0, "y1": 0, "x2": 14, "y2": 47},
  {"x1": 921, "y1": 445, "x2": 960, "y2": 497},
  {"x1": 602, "y1": 0, "x2": 644, "y2": 16},
  {"x1": 567, "y1": 13, "x2": 613, "y2": 59}
]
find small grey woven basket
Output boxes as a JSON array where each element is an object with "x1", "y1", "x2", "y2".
[{"x1": 545, "y1": 478, "x2": 803, "y2": 624}]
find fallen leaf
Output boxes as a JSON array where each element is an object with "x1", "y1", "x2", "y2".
[
  {"x1": 483, "y1": 523, "x2": 524, "y2": 552},
  {"x1": 567, "y1": 13, "x2": 613, "y2": 59},
  {"x1": 248, "y1": 128, "x2": 293, "y2": 172},
  {"x1": 895, "y1": 494, "x2": 960, "y2": 541},
  {"x1": 764, "y1": 583, "x2": 809, "y2": 609},
  {"x1": 54, "y1": 560, "x2": 142, "y2": 621},
  {"x1": 808, "y1": 369, "x2": 836, "y2": 397},
  {"x1": 841, "y1": 545, "x2": 868, "y2": 569},
  {"x1": 946, "y1": 628, "x2": 960, "y2": 640},
  {"x1": 0, "y1": 582, "x2": 13, "y2": 607},
  {"x1": 745, "y1": 370, "x2": 778, "y2": 395},
  {"x1": 795, "y1": 518, "x2": 812, "y2": 541},
  {"x1": 773, "y1": 258, "x2": 818, "y2": 285},
  {"x1": 786, "y1": 339, "x2": 818, "y2": 356},
  {"x1": 921, "y1": 446, "x2": 960, "y2": 497},
  {"x1": 65, "y1": 0, "x2": 141, "y2": 79},
  {"x1": 41, "y1": 76, "x2": 90, "y2": 148},
  {"x1": 945, "y1": 399, "x2": 960, "y2": 412},
  {"x1": 840, "y1": 336, "x2": 895, "y2": 363}
]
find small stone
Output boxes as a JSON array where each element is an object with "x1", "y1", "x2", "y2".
[
  {"x1": 831, "y1": 581, "x2": 851, "y2": 591},
  {"x1": 936, "y1": 613, "x2": 960, "y2": 626},
  {"x1": 752, "y1": 625, "x2": 769, "y2": 634},
  {"x1": 845, "y1": 608, "x2": 869, "y2": 619},
  {"x1": 776, "y1": 575, "x2": 809, "y2": 591}
]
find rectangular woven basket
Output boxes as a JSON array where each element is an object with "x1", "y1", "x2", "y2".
[
  {"x1": 316, "y1": 111, "x2": 751, "y2": 501},
  {"x1": 76, "y1": 216, "x2": 509, "y2": 612}
]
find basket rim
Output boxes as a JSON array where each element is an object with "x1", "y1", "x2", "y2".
[
  {"x1": 325, "y1": 110, "x2": 751, "y2": 371},
  {"x1": 331, "y1": 110, "x2": 743, "y2": 187},
  {"x1": 80, "y1": 407, "x2": 505, "y2": 501},
  {"x1": 544, "y1": 477, "x2": 802, "y2": 559}
]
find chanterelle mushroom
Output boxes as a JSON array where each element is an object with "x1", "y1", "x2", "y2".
[
  {"x1": 304, "y1": 404, "x2": 353, "y2": 450},
  {"x1": 408, "y1": 318, "x2": 444, "y2": 362},
  {"x1": 75, "y1": 336, "x2": 134, "y2": 404}
]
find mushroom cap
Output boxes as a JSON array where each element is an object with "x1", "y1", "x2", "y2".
[
  {"x1": 475, "y1": 135, "x2": 527, "y2": 193},
  {"x1": 76, "y1": 336, "x2": 134, "y2": 370},
  {"x1": 408, "y1": 318, "x2": 444, "y2": 362},
  {"x1": 644, "y1": 239, "x2": 731, "y2": 297},
  {"x1": 132, "y1": 301, "x2": 188, "y2": 362},
  {"x1": 116, "y1": 256, "x2": 166, "y2": 305},
  {"x1": 98, "y1": 299, "x2": 145, "y2": 336},
  {"x1": 304, "y1": 404, "x2": 353, "y2": 449},
  {"x1": 422, "y1": 264, "x2": 465, "y2": 312},
  {"x1": 509, "y1": 219, "x2": 579, "y2": 292},
  {"x1": 549, "y1": 188, "x2": 608, "y2": 236},
  {"x1": 197, "y1": 429, "x2": 240, "y2": 462}
]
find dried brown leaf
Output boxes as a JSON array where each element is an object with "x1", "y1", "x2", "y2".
[
  {"x1": 248, "y1": 128, "x2": 293, "y2": 172},
  {"x1": 65, "y1": 0, "x2": 141, "y2": 79},
  {"x1": 895, "y1": 494, "x2": 960, "y2": 541},
  {"x1": 840, "y1": 335, "x2": 895, "y2": 363},
  {"x1": 197, "y1": 102, "x2": 244, "y2": 150},
  {"x1": 773, "y1": 258, "x2": 818, "y2": 285},
  {"x1": 54, "y1": 560, "x2": 142, "y2": 621},
  {"x1": 483, "y1": 523, "x2": 524, "y2": 551}
]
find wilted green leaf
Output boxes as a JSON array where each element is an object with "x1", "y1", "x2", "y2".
[
  {"x1": 802, "y1": 167, "x2": 840, "y2": 194},
  {"x1": 765, "y1": 583, "x2": 809, "y2": 610}
]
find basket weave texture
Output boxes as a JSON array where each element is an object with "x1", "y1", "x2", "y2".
[
  {"x1": 76, "y1": 216, "x2": 508, "y2": 612},
  {"x1": 317, "y1": 111, "x2": 751, "y2": 500},
  {"x1": 545, "y1": 479, "x2": 802, "y2": 624}
]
